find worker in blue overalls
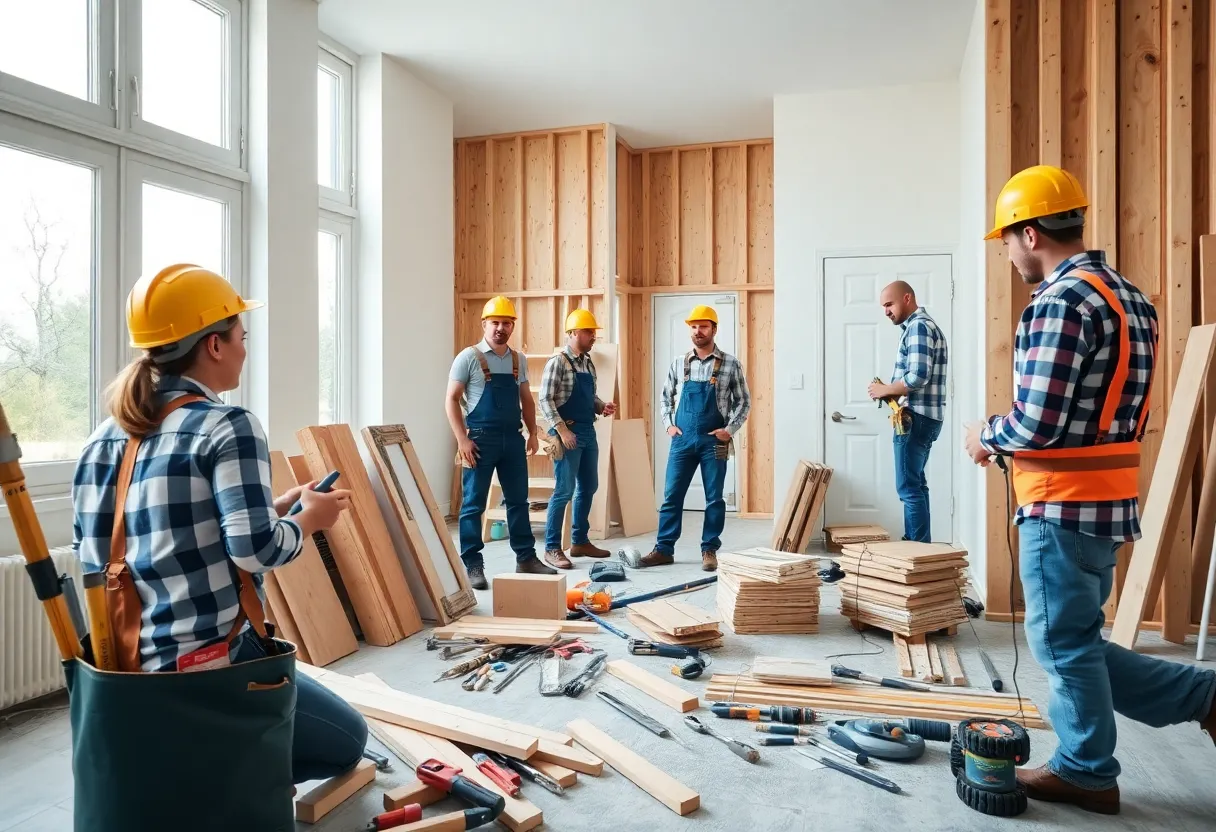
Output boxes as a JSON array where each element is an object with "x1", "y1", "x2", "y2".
[
  {"x1": 642, "y1": 305, "x2": 751, "y2": 572},
  {"x1": 537, "y1": 309, "x2": 618, "y2": 568},
  {"x1": 446, "y1": 296, "x2": 556, "y2": 589}
]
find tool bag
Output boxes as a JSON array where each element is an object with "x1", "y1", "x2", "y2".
[{"x1": 65, "y1": 395, "x2": 298, "y2": 832}]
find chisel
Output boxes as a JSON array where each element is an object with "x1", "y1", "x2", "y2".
[
  {"x1": 488, "y1": 752, "x2": 565, "y2": 796},
  {"x1": 796, "y1": 750, "x2": 902, "y2": 794},
  {"x1": 831, "y1": 664, "x2": 930, "y2": 692},
  {"x1": 596, "y1": 690, "x2": 670, "y2": 736}
]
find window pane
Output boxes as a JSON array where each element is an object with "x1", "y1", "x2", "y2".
[
  {"x1": 141, "y1": 183, "x2": 224, "y2": 280},
  {"x1": 0, "y1": 144, "x2": 94, "y2": 462},
  {"x1": 142, "y1": 0, "x2": 225, "y2": 146},
  {"x1": 0, "y1": 0, "x2": 91, "y2": 101},
  {"x1": 318, "y1": 67, "x2": 340, "y2": 189},
  {"x1": 318, "y1": 231, "x2": 339, "y2": 424}
]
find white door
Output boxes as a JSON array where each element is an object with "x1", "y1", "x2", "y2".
[
  {"x1": 652, "y1": 294, "x2": 738, "y2": 512},
  {"x1": 822, "y1": 255, "x2": 952, "y2": 541}
]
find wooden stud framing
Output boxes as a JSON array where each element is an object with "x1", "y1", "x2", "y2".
[
  {"x1": 1039, "y1": 0, "x2": 1062, "y2": 168},
  {"x1": 1088, "y1": 0, "x2": 1118, "y2": 257}
]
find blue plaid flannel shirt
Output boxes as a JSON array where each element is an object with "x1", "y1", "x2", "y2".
[
  {"x1": 71, "y1": 375, "x2": 303, "y2": 671},
  {"x1": 980, "y1": 251, "x2": 1158, "y2": 541},
  {"x1": 892, "y1": 308, "x2": 948, "y2": 421}
]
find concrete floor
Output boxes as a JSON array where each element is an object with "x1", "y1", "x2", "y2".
[{"x1": 2, "y1": 514, "x2": 1215, "y2": 831}]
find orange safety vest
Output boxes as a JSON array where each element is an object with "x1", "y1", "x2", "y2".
[{"x1": 1010, "y1": 271, "x2": 1154, "y2": 507}]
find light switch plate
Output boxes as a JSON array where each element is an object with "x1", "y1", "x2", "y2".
[{"x1": 790, "y1": 373, "x2": 804, "y2": 390}]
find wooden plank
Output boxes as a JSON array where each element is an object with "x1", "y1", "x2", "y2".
[
  {"x1": 627, "y1": 599, "x2": 720, "y2": 636},
  {"x1": 892, "y1": 634, "x2": 914, "y2": 678},
  {"x1": 612, "y1": 419, "x2": 658, "y2": 536},
  {"x1": 294, "y1": 759, "x2": 376, "y2": 823},
  {"x1": 1194, "y1": 237, "x2": 1216, "y2": 622},
  {"x1": 302, "y1": 667, "x2": 539, "y2": 757},
  {"x1": 1039, "y1": 0, "x2": 1062, "y2": 167},
  {"x1": 927, "y1": 641, "x2": 944, "y2": 683},
  {"x1": 1161, "y1": 0, "x2": 1195, "y2": 643},
  {"x1": 529, "y1": 760, "x2": 577, "y2": 787},
  {"x1": 383, "y1": 780, "x2": 445, "y2": 812},
  {"x1": 750, "y1": 657, "x2": 832, "y2": 686},
  {"x1": 453, "y1": 614, "x2": 599, "y2": 635},
  {"x1": 940, "y1": 643, "x2": 968, "y2": 686},
  {"x1": 1111, "y1": 325, "x2": 1216, "y2": 647},
  {"x1": 261, "y1": 571, "x2": 308, "y2": 663},
  {"x1": 605, "y1": 660, "x2": 699, "y2": 712},
  {"x1": 397, "y1": 812, "x2": 466, "y2": 832},
  {"x1": 566, "y1": 719, "x2": 700, "y2": 816},
  {"x1": 530, "y1": 739, "x2": 604, "y2": 775},
  {"x1": 906, "y1": 636, "x2": 934, "y2": 683}
]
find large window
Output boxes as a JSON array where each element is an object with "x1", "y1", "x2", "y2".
[{"x1": 317, "y1": 45, "x2": 353, "y2": 208}]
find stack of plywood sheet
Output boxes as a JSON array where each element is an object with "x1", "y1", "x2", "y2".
[
  {"x1": 823, "y1": 524, "x2": 890, "y2": 553},
  {"x1": 771, "y1": 461, "x2": 832, "y2": 553},
  {"x1": 626, "y1": 598, "x2": 723, "y2": 649},
  {"x1": 716, "y1": 548, "x2": 820, "y2": 634},
  {"x1": 297, "y1": 424, "x2": 423, "y2": 646},
  {"x1": 836, "y1": 541, "x2": 969, "y2": 637}
]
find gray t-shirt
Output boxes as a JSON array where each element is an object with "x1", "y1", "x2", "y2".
[{"x1": 449, "y1": 340, "x2": 529, "y2": 415}]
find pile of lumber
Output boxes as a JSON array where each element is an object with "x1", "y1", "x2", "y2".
[
  {"x1": 771, "y1": 461, "x2": 832, "y2": 553},
  {"x1": 749, "y1": 656, "x2": 832, "y2": 687},
  {"x1": 431, "y1": 614, "x2": 599, "y2": 645},
  {"x1": 705, "y1": 673, "x2": 1048, "y2": 729},
  {"x1": 716, "y1": 548, "x2": 820, "y2": 634},
  {"x1": 626, "y1": 598, "x2": 723, "y2": 649},
  {"x1": 824, "y1": 524, "x2": 890, "y2": 552},
  {"x1": 836, "y1": 541, "x2": 969, "y2": 637},
  {"x1": 892, "y1": 635, "x2": 967, "y2": 685}
]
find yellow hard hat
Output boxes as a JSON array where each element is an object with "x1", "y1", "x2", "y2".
[
  {"x1": 482, "y1": 295, "x2": 517, "y2": 320},
  {"x1": 564, "y1": 309, "x2": 600, "y2": 332},
  {"x1": 685, "y1": 304, "x2": 718, "y2": 325},
  {"x1": 126, "y1": 264, "x2": 262, "y2": 350},
  {"x1": 985, "y1": 164, "x2": 1088, "y2": 240}
]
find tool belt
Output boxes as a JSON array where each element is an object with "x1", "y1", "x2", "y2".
[
  {"x1": 540, "y1": 421, "x2": 573, "y2": 461},
  {"x1": 1009, "y1": 270, "x2": 1153, "y2": 507},
  {"x1": 873, "y1": 377, "x2": 910, "y2": 435},
  {"x1": 68, "y1": 394, "x2": 298, "y2": 832}
]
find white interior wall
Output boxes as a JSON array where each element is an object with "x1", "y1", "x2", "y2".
[
  {"x1": 355, "y1": 55, "x2": 456, "y2": 510},
  {"x1": 772, "y1": 81, "x2": 963, "y2": 540},
  {"x1": 248, "y1": 0, "x2": 320, "y2": 453},
  {"x1": 955, "y1": 0, "x2": 988, "y2": 599}
]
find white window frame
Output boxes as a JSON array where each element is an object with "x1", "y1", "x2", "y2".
[
  {"x1": 0, "y1": 0, "x2": 119, "y2": 128},
  {"x1": 0, "y1": 112, "x2": 120, "y2": 492},
  {"x1": 317, "y1": 43, "x2": 354, "y2": 212},
  {"x1": 318, "y1": 212, "x2": 355, "y2": 424},
  {"x1": 120, "y1": 151, "x2": 246, "y2": 405},
  {"x1": 122, "y1": 0, "x2": 245, "y2": 170}
]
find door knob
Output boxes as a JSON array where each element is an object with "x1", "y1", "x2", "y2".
[{"x1": 831, "y1": 411, "x2": 856, "y2": 423}]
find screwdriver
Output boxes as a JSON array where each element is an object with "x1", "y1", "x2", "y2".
[
  {"x1": 796, "y1": 749, "x2": 902, "y2": 794},
  {"x1": 684, "y1": 715, "x2": 760, "y2": 763},
  {"x1": 710, "y1": 703, "x2": 817, "y2": 725}
]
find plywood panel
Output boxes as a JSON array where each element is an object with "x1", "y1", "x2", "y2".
[
  {"x1": 679, "y1": 149, "x2": 711, "y2": 285},
  {"x1": 1061, "y1": 0, "x2": 1090, "y2": 193},
  {"x1": 493, "y1": 138, "x2": 520, "y2": 291},
  {"x1": 630, "y1": 153, "x2": 645, "y2": 287},
  {"x1": 1119, "y1": 0, "x2": 1163, "y2": 296},
  {"x1": 714, "y1": 145, "x2": 747, "y2": 286},
  {"x1": 748, "y1": 144, "x2": 775, "y2": 285},
  {"x1": 648, "y1": 151, "x2": 676, "y2": 287},
  {"x1": 592, "y1": 130, "x2": 608, "y2": 289},
  {"x1": 556, "y1": 133, "x2": 587, "y2": 290},
  {"x1": 616, "y1": 141, "x2": 632, "y2": 286},
  {"x1": 523, "y1": 136, "x2": 554, "y2": 291},
  {"x1": 746, "y1": 291, "x2": 775, "y2": 513},
  {"x1": 465, "y1": 141, "x2": 489, "y2": 294}
]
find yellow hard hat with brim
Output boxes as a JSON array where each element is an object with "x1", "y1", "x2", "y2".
[
  {"x1": 685, "y1": 304, "x2": 718, "y2": 325},
  {"x1": 482, "y1": 295, "x2": 518, "y2": 320},
  {"x1": 985, "y1": 164, "x2": 1088, "y2": 240},
  {"x1": 126, "y1": 264, "x2": 262, "y2": 362},
  {"x1": 564, "y1": 309, "x2": 601, "y2": 332}
]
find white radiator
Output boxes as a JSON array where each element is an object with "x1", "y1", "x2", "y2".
[{"x1": 1, "y1": 546, "x2": 81, "y2": 710}]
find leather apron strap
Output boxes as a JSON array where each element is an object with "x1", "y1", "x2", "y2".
[{"x1": 106, "y1": 394, "x2": 270, "y2": 672}]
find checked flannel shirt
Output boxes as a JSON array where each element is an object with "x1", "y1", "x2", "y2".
[
  {"x1": 537, "y1": 346, "x2": 606, "y2": 429},
  {"x1": 979, "y1": 251, "x2": 1159, "y2": 542},
  {"x1": 71, "y1": 375, "x2": 304, "y2": 671},
  {"x1": 892, "y1": 308, "x2": 949, "y2": 422},
  {"x1": 660, "y1": 348, "x2": 751, "y2": 436}
]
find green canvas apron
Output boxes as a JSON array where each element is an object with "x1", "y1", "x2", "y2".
[{"x1": 65, "y1": 395, "x2": 297, "y2": 832}]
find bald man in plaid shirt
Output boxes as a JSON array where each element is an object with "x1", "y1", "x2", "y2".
[{"x1": 964, "y1": 165, "x2": 1216, "y2": 814}]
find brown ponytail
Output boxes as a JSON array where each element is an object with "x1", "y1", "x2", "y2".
[{"x1": 106, "y1": 354, "x2": 160, "y2": 437}]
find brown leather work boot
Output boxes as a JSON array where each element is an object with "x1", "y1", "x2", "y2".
[
  {"x1": 516, "y1": 556, "x2": 558, "y2": 575},
  {"x1": 1202, "y1": 694, "x2": 1216, "y2": 748},
  {"x1": 569, "y1": 542, "x2": 610, "y2": 558},
  {"x1": 1016, "y1": 766, "x2": 1120, "y2": 815},
  {"x1": 543, "y1": 549, "x2": 574, "y2": 569},
  {"x1": 639, "y1": 548, "x2": 674, "y2": 567},
  {"x1": 701, "y1": 550, "x2": 718, "y2": 572}
]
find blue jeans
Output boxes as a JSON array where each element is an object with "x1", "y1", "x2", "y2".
[
  {"x1": 459, "y1": 429, "x2": 536, "y2": 568},
  {"x1": 545, "y1": 428, "x2": 598, "y2": 550},
  {"x1": 893, "y1": 411, "x2": 941, "y2": 542},
  {"x1": 1018, "y1": 517, "x2": 1216, "y2": 789},
  {"x1": 656, "y1": 433, "x2": 727, "y2": 554},
  {"x1": 231, "y1": 630, "x2": 368, "y2": 784}
]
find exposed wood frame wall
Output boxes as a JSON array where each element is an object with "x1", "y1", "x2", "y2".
[
  {"x1": 984, "y1": 0, "x2": 1216, "y2": 637},
  {"x1": 615, "y1": 137, "x2": 775, "y2": 516}
]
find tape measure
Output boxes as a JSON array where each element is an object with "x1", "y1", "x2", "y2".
[{"x1": 671, "y1": 655, "x2": 708, "y2": 680}]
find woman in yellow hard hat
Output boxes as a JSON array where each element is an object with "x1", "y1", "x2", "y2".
[{"x1": 65, "y1": 264, "x2": 366, "y2": 829}]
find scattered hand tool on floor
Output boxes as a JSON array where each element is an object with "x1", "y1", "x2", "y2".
[
  {"x1": 487, "y1": 752, "x2": 566, "y2": 796},
  {"x1": 596, "y1": 689, "x2": 672, "y2": 737},
  {"x1": 470, "y1": 751, "x2": 521, "y2": 797},
  {"x1": 710, "y1": 703, "x2": 818, "y2": 725},
  {"x1": 589, "y1": 561, "x2": 627, "y2": 581},
  {"x1": 752, "y1": 723, "x2": 812, "y2": 736},
  {"x1": 364, "y1": 804, "x2": 422, "y2": 831},
  {"x1": 832, "y1": 664, "x2": 931, "y2": 692},
  {"x1": 755, "y1": 734, "x2": 868, "y2": 766},
  {"x1": 566, "y1": 575, "x2": 719, "y2": 620},
  {"x1": 670, "y1": 654, "x2": 709, "y2": 679},
  {"x1": 828, "y1": 718, "x2": 952, "y2": 763},
  {"x1": 683, "y1": 715, "x2": 760, "y2": 763},
  {"x1": 539, "y1": 651, "x2": 564, "y2": 696},
  {"x1": 562, "y1": 651, "x2": 607, "y2": 697},
  {"x1": 795, "y1": 749, "x2": 903, "y2": 794},
  {"x1": 362, "y1": 748, "x2": 393, "y2": 772},
  {"x1": 492, "y1": 654, "x2": 538, "y2": 693},
  {"x1": 415, "y1": 758, "x2": 506, "y2": 826},
  {"x1": 436, "y1": 648, "x2": 504, "y2": 682}
]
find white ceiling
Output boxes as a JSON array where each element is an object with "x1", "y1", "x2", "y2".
[{"x1": 318, "y1": 0, "x2": 976, "y2": 148}]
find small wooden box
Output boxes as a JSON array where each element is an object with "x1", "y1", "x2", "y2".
[{"x1": 492, "y1": 573, "x2": 567, "y2": 620}]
